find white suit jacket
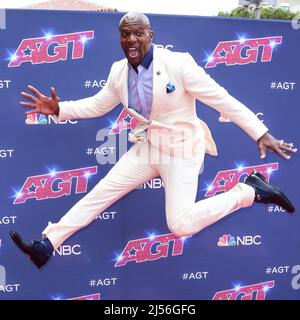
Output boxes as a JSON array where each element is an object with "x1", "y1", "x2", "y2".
[{"x1": 58, "y1": 46, "x2": 268, "y2": 158}]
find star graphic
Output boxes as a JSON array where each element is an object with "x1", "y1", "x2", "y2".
[
  {"x1": 217, "y1": 178, "x2": 227, "y2": 187},
  {"x1": 128, "y1": 247, "x2": 137, "y2": 256},
  {"x1": 218, "y1": 49, "x2": 228, "y2": 58},
  {"x1": 123, "y1": 115, "x2": 133, "y2": 124},
  {"x1": 22, "y1": 47, "x2": 33, "y2": 57},
  {"x1": 28, "y1": 183, "x2": 37, "y2": 193}
]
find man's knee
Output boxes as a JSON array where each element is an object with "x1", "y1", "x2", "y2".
[{"x1": 167, "y1": 220, "x2": 194, "y2": 237}]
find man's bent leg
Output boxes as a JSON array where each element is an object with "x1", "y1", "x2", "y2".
[
  {"x1": 159, "y1": 152, "x2": 255, "y2": 237},
  {"x1": 168, "y1": 183, "x2": 254, "y2": 236},
  {"x1": 43, "y1": 143, "x2": 158, "y2": 249}
]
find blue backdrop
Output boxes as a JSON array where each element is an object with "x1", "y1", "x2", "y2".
[{"x1": 0, "y1": 9, "x2": 299, "y2": 300}]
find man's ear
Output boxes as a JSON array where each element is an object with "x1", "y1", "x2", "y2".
[{"x1": 150, "y1": 30, "x2": 154, "y2": 41}]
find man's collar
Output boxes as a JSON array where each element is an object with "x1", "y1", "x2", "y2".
[{"x1": 140, "y1": 44, "x2": 154, "y2": 70}]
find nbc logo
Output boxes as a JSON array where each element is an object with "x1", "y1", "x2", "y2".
[
  {"x1": 217, "y1": 234, "x2": 262, "y2": 247},
  {"x1": 218, "y1": 234, "x2": 236, "y2": 246},
  {"x1": 26, "y1": 113, "x2": 47, "y2": 125},
  {"x1": 25, "y1": 113, "x2": 78, "y2": 125}
]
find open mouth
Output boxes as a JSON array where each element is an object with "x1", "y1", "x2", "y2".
[{"x1": 128, "y1": 47, "x2": 139, "y2": 59}]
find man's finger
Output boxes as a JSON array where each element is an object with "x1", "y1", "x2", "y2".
[
  {"x1": 280, "y1": 145, "x2": 298, "y2": 153},
  {"x1": 25, "y1": 109, "x2": 39, "y2": 115},
  {"x1": 27, "y1": 85, "x2": 43, "y2": 98},
  {"x1": 280, "y1": 142, "x2": 297, "y2": 153},
  {"x1": 20, "y1": 101, "x2": 37, "y2": 108},
  {"x1": 274, "y1": 147, "x2": 291, "y2": 160},
  {"x1": 260, "y1": 152, "x2": 266, "y2": 159},
  {"x1": 258, "y1": 144, "x2": 267, "y2": 159},
  {"x1": 50, "y1": 87, "x2": 58, "y2": 100},
  {"x1": 21, "y1": 92, "x2": 38, "y2": 103}
]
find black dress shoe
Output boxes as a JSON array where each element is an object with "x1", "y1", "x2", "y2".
[
  {"x1": 9, "y1": 231, "x2": 52, "y2": 269},
  {"x1": 245, "y1": 170, "x2": 295, "y2": 213}
]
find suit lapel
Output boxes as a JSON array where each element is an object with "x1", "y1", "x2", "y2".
[
  {"x1": 150, "y1": 47, "x2": 167, "y2": 120},
  {"x1": 117, "y1": 61, "x2": 129, "y2": 107}
]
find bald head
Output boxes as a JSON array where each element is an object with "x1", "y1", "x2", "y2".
[{"x1": 119, "y1": 12, "x2": 151, "y2": 30}]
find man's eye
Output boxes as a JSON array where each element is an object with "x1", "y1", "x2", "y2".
[{"x1": 136, "y1": 32, "x2": 143, "y2": 37}]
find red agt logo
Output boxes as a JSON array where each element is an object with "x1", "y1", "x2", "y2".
[
  {"x1": 8, "y1": 31, "x2": 94, "y2": 67},
  {"x1": 68, "y1": 293, "x2": 100, "y2": 300},
  {"x1": 115, "y1": 233, "x2": 190, "y2": 267},
  {"x1": 14, "y1": 166, "x2": 97, "y2": 204},
  {"x1": 205, "y1": 163, "x2": 278, "y2": 197},
  {"x1": 212, "y1": 280, "x2": 275, "y2": 300},
  {"x1": 205, "y1": 36, "x2": 282, "y2": 68},
  {"x1": 109, "y1": 108, "x2": 139, "y2": 135}
]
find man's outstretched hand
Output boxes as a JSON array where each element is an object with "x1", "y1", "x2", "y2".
[
  {"x1": 257, "y1": 132, "x2": 297, "y2": 160},
  {"x1": 20, "y1": 85, "x2": 60, "y2": 116}
]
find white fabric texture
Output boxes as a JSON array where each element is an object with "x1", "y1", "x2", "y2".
[{"x1": 43, "y1": 141, "x2": 255, "y2": 249}]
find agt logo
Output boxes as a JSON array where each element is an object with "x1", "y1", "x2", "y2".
[
  {"x1": 8, "y1": 30, "x2": 94, "y2": 68},
  {"x1": 212, "y1": 280, "x2": 275, "y2": 300},
  {"x1": 13, "y1": 166, "x2": 97, "y2": 204},
  {"x1": 25, "y1": 113, "x2": 78, "y2": 125},
  {"x1": 0, "y1": 80, "x2": 11, "y2": 88},
  {"x1": 109, "y1": 108, "x2": 139, "y2": 135},
  {"x1": 84, "y1": 79, "x2": 107, "y2": 89},
  {"x1": 95, "y1": 211, "x2": 117, "y2": 220},
  {"x1": 0, "y1": 149, "x2": 14, "y2": 158},
  {"x1": 67, "y1": 293, "x2": 100, "y2": 300},
  {"x1": 217, "y1": 234, "x2": 262, "y2": 247},
  {"x1": 0, "y1": 216, "x2": 17, "y2": 224},
  {"x1": 114, "y1": 233, "x2": 190, "y2": 267},
  {"x1": 0, "y1": 284, "x2": 20, "y2": 293},
  {"x1": 90, "y1": 278, "x2": 118, "y2": 287},
  {"x1": 205, "y1": 36, "x2": 282, "y2": 68},
  {"x1": 204, "y1": 162, "x2": 278, "y2": 197}
]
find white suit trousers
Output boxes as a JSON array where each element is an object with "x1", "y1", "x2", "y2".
[{"x1": 43, "y1": 141, "x2": 255, "y2": 249}]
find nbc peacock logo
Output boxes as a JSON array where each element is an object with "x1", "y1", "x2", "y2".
[
  {"x1": 217, "y1": 234, "x2": 236, "y2": 247},
  {"x1": 25, "y1": 113, "x2": 47, "y2": 125}
]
